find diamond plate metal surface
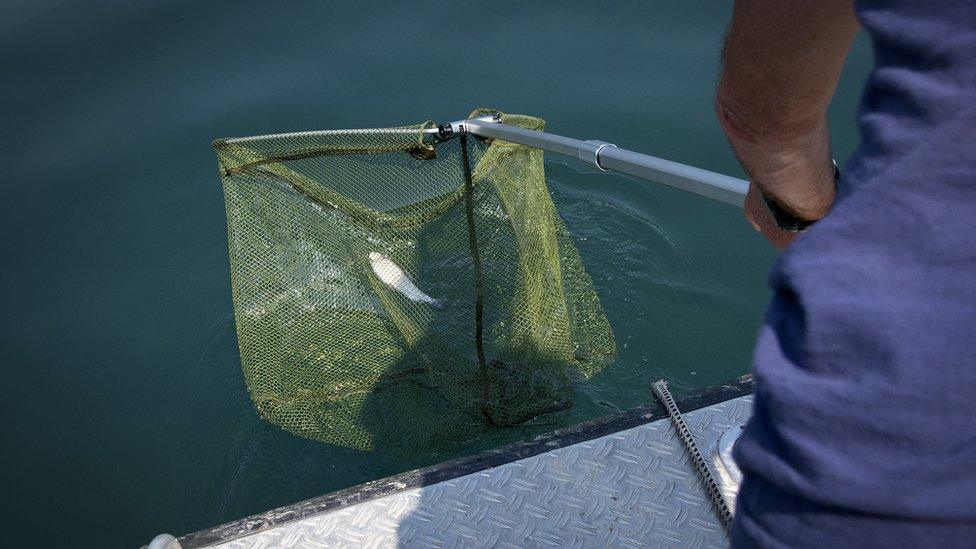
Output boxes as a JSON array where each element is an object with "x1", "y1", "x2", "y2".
[{"x1": 209, "y1": 396, "x2": 753, "y2": 549}]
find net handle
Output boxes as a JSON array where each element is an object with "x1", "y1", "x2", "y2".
[{"x1": 432, "y1": 116, "x2": 749, "y2": 207}]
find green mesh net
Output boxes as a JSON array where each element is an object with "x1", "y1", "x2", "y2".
[{"x1": 212, "y1": 109, "x2": 616, "y2": 454}]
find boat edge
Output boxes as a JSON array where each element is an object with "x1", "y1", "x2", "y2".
[{"x1": 178, "y1": 374, "x2": 755, "y2": 548}]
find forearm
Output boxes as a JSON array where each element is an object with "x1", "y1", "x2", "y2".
[{"x1": 717, "y1": 0, "x2": 859, "y2": 219}]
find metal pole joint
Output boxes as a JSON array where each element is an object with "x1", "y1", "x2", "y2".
[{"x1": 579, "y1": 140, "x2": 616, "y2": 171}]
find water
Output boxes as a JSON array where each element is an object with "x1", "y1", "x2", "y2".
[{"x1": 0, "y1": 1, "x2": 871, "y2": 546}]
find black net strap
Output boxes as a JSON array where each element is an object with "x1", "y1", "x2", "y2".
[{"x1": 460, "y1": 135, "x2": 491, "y2": 424}]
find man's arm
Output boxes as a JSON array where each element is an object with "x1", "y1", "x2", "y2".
[{"x1": 716, "y1": 0, "x2": 859, "y2": 249}]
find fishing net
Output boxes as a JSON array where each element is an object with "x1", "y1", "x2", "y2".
[{"x1": 212, "y1": 109, "x2": 616, "y2": 454}]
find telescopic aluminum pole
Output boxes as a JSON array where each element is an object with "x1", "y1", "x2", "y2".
[{"x1": 437, "y1": 116, "x2": 748, "y2": 207}]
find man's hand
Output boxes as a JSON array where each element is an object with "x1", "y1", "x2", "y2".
[
  {"x1": 717, "y1": 0, "x2": 858, "y2": 248},
  {"x1": 721, "y1": 107, "x2": 839, "y2": 250}
]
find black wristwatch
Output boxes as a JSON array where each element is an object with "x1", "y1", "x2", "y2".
[{"x1": 761, "y1": 160, "x2": 840, "y2": 233}]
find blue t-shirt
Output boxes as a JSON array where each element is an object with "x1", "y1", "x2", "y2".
[{"x1": 731, "y1": 1, "x2": 976, "y2": 546}]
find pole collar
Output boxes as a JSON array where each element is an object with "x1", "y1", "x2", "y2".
[{"x1": 579, "y1": 140, "x2": 617, "y2": 171}]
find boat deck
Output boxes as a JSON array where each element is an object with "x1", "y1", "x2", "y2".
[{"x1": 176, "y1": 377, "x2": 753, "y2": 548}]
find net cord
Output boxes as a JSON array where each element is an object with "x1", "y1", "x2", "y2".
[{"x1": 460, "y1": 135, "x2": 491, "y2": 424}]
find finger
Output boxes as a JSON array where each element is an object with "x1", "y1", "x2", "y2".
[
  {"x1": 744, "y1": 197, "x2": 762, "y2": 232},
  {"x1": 743, "y1": 182, "x2": 768, "y2": 232},
  {"x1": 743, "y1": 182, "x2": 798, "y2": 250}
]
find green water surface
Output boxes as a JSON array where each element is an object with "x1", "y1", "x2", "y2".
[{"x1": 0, "y1": 1, "x2": 871, "y2": 546}]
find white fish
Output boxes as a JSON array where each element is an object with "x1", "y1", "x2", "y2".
[{"x1": 368, "y1": 252, "x2": 445, "y2": 309}]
